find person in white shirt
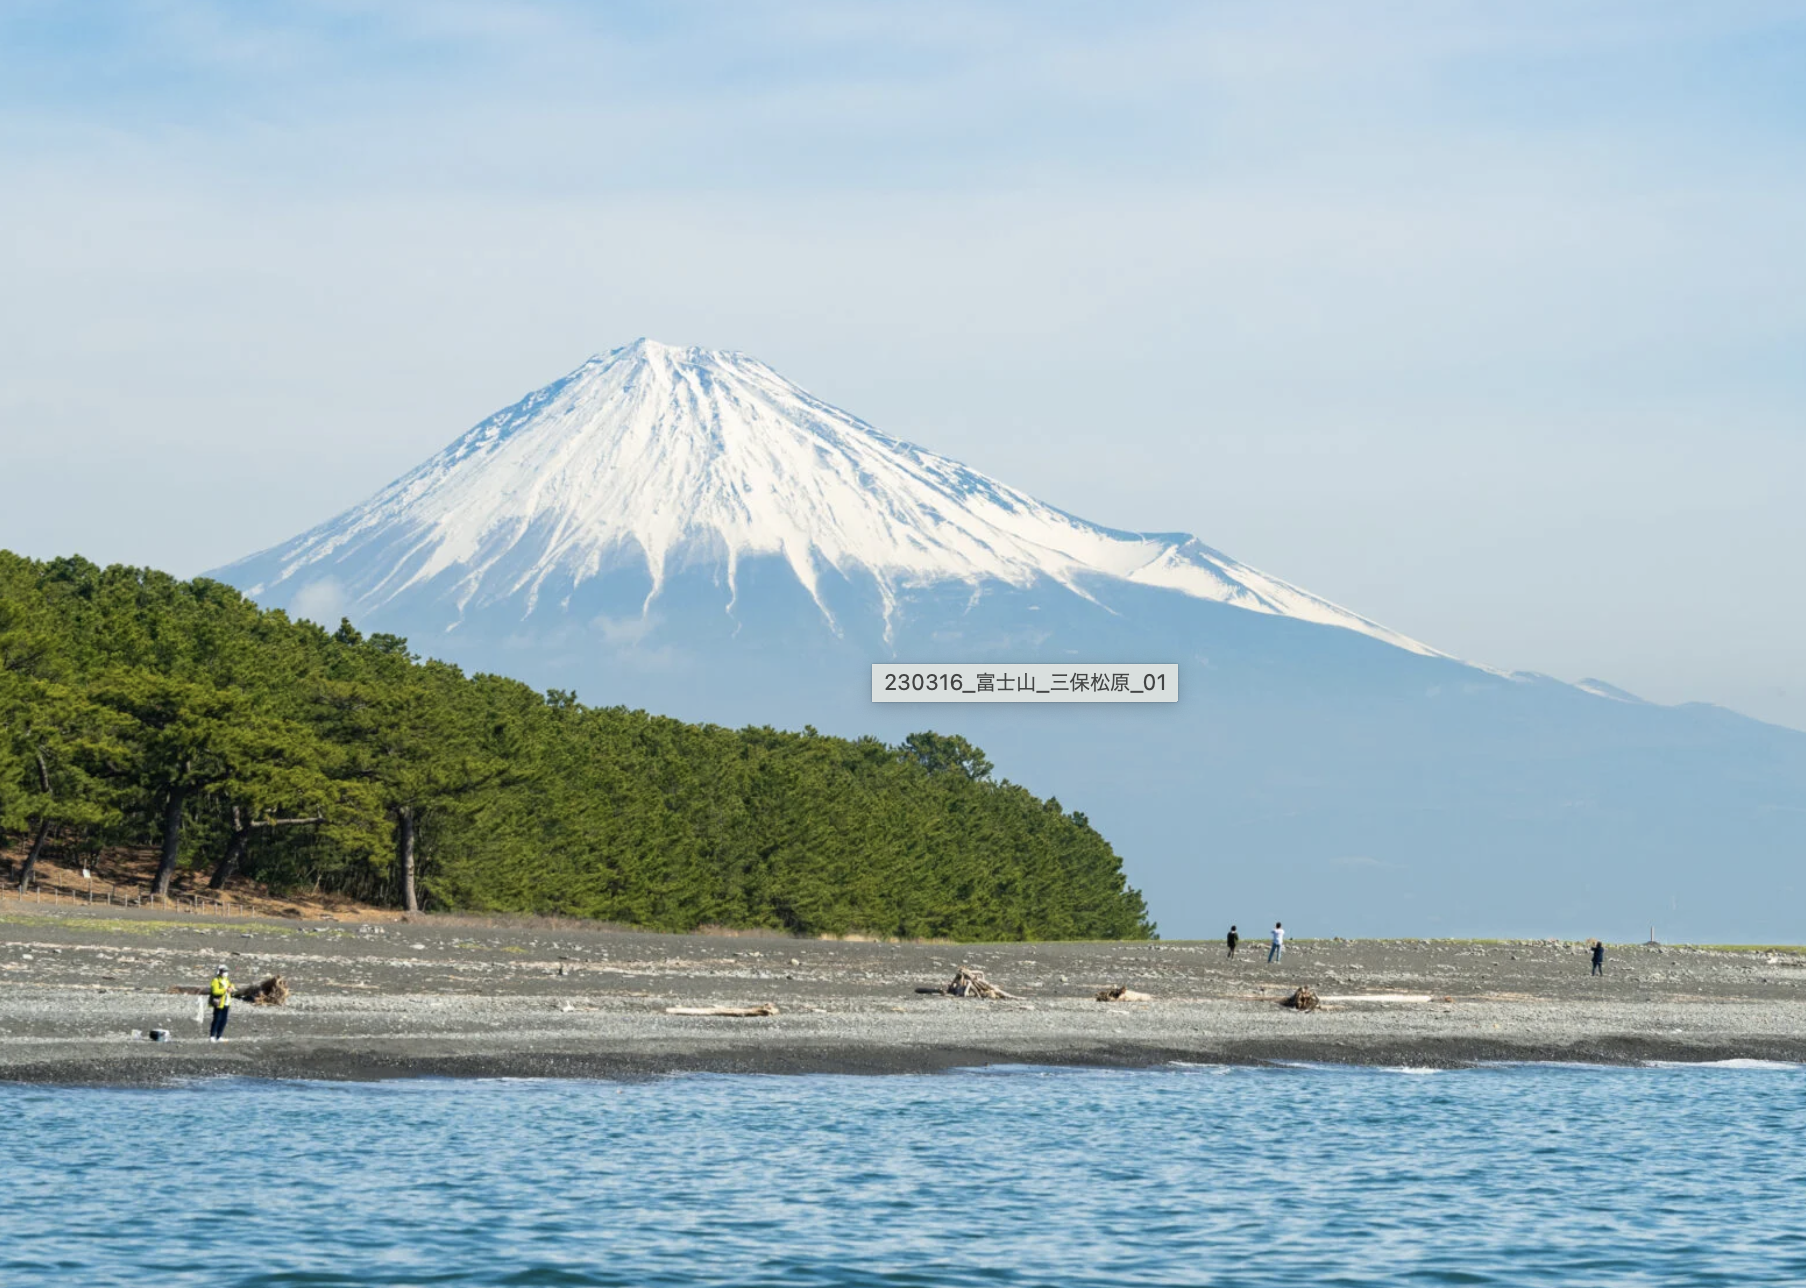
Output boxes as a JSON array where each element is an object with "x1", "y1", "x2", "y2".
[{"x1": 1267, "y1": 922, "x2": 1284, "y2": 963}]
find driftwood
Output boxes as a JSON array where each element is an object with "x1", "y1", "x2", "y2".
[
  {"x1": 1281, "y1": 986, "x2": 1320, "y2": 1012},
  {"x1": 922, "y1": 966, "x2": 1018, "y2": 1000},
  {"x1": 665, "y1": 1004, "x2": 779, "y2": 1017},
  {"x1": 1095, "y1": 985, "x2": 1152, "y2": 1002},
  {"x1": 166, "y1": 975, "x2": 290, "y2": 1006},
  {"x1": 236, "y1": 975, "x2": 289, "y2": 1005}
]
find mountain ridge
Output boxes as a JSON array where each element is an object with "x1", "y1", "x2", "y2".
[
  {"x1": 213, "y1": 341, "x2": 1806, "y2": 941},
  {"x1": 224, "y1": 339, "x2": 1441, "y2": 658}
]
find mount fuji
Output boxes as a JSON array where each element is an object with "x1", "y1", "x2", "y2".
[{"x1": 216, "y1": 341, "x2": 1806, "y2": 941}]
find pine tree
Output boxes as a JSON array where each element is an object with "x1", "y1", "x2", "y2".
[{"x1": 0, "y1": 550, "x2": 1154, "y2": 938}]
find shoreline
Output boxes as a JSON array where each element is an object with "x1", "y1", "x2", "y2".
[
  {"x1": 9, "y1": 1035, "x2": 1806, "y2": 1089},
  {"x1": 5, "y1": 906, "x2": 1803, "y2": 1087}
]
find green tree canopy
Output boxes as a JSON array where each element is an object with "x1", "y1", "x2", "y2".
[{"x1": 0, "y1": 551, "x2": 1153, "y2": 940}]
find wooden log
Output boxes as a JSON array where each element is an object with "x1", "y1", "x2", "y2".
[
  {"x1": 1095, "y1": 986, "x2": 1152, "y2": 1002},
  {"x1": 165, "y1": 975, "x2": 289, "y2": 1005},
  {"x1": 665, "y1": 1004, "x2": 779, "y2": 1017},
  {"x1": 932, "y1": 966, "x2": 1019, "y2": 1000},
  {"x1": 236, "y1": 975, "x2": 289, "y2": 1005}
]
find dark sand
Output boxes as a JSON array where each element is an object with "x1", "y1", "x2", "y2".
[{"x1": 3, "y1": 903, "x2": 1803, "y2": 1084}]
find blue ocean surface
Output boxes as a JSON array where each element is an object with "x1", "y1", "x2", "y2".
[{"x1": 5, "y1": 1062, "x2": 1804, "y2": 1287}]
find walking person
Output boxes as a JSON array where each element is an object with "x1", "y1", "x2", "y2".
[
  {"x1": 209, "y1": 964, "x2": 233, "y2": 1041},
  {"x1": 1267, "y1": 922, "x2": 1284, "y2": 964},
  {"x1": 1226, "y1": 925, "x2": 1240, "y2": 958},
  {"x1": 1590, "y1": 941, "x2": 1605, "y2": 977}
]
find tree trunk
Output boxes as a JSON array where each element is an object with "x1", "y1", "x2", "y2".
[
  {"x1": 151, "y1": 785, "x2": 186, "y2": 898},
  {"x1": 17, "y1": 817, "x2": 52, "y2": 892},
  {"x1": 398, "y1": 806, "x2": 419, "y2": 913},
  {"x1": 210, "y1": 806, "x2": 252, "y2": 890},
  {"x1": 210, "y1": 810, "x2": 325, "y2": 890},
  {"x1": 18, "y1": 749, "x2": 53, "y2": 889}
]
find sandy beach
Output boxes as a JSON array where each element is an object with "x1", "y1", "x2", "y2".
[{"x1": 3, "y1": 903, "x2": 1803, "y2": 1084}]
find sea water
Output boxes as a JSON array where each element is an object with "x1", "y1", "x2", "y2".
[{"x1": 4, "y1": 1062, "x2": 1803, "y2": 1286}]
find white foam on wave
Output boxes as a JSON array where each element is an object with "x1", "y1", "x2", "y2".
[{"x1": 1644, "y1": 1058, "x2": 1804, "y2": 1071}]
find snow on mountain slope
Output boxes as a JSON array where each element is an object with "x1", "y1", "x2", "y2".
[{"x1": 231, "y1": 339, "x2": 1440, "y2": 656}]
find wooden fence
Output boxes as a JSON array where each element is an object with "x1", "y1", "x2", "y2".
[{"x1": 1, "y1": 879, "x2": 244, "y2": 916}]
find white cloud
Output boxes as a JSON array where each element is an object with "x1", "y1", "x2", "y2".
[{"x1": 288, "y1": 577, "x2": 347, "y2": 629}]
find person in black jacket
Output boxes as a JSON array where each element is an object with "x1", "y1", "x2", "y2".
[
  {"x1": 1226, "y1": 925, "x2": 1239, "y2": 958},
  {"x1": 1591, "y1": 941, "x2": 1605, "y2": 976}
]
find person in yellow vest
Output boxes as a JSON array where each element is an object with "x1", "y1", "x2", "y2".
[{"x1": 209, "y1": 964, "x2": 233, "y2": 1041}]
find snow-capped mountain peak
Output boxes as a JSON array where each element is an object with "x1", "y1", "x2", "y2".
[{"x1": 229, "y1": 339, "x2": 1438, "y2": 656}]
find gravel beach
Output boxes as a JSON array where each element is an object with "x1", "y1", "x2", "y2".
[{"x1": 4, "y1": 903, "x2": 1803, "y2": 1084}]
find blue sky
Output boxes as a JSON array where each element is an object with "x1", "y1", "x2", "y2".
[{"x1": 2, "y1": 1, "x2": 1803, "y2": 726}]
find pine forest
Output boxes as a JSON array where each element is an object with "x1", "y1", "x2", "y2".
[{"x1": 0, "y1": 553, "x2": 1153, "y2": 941}]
